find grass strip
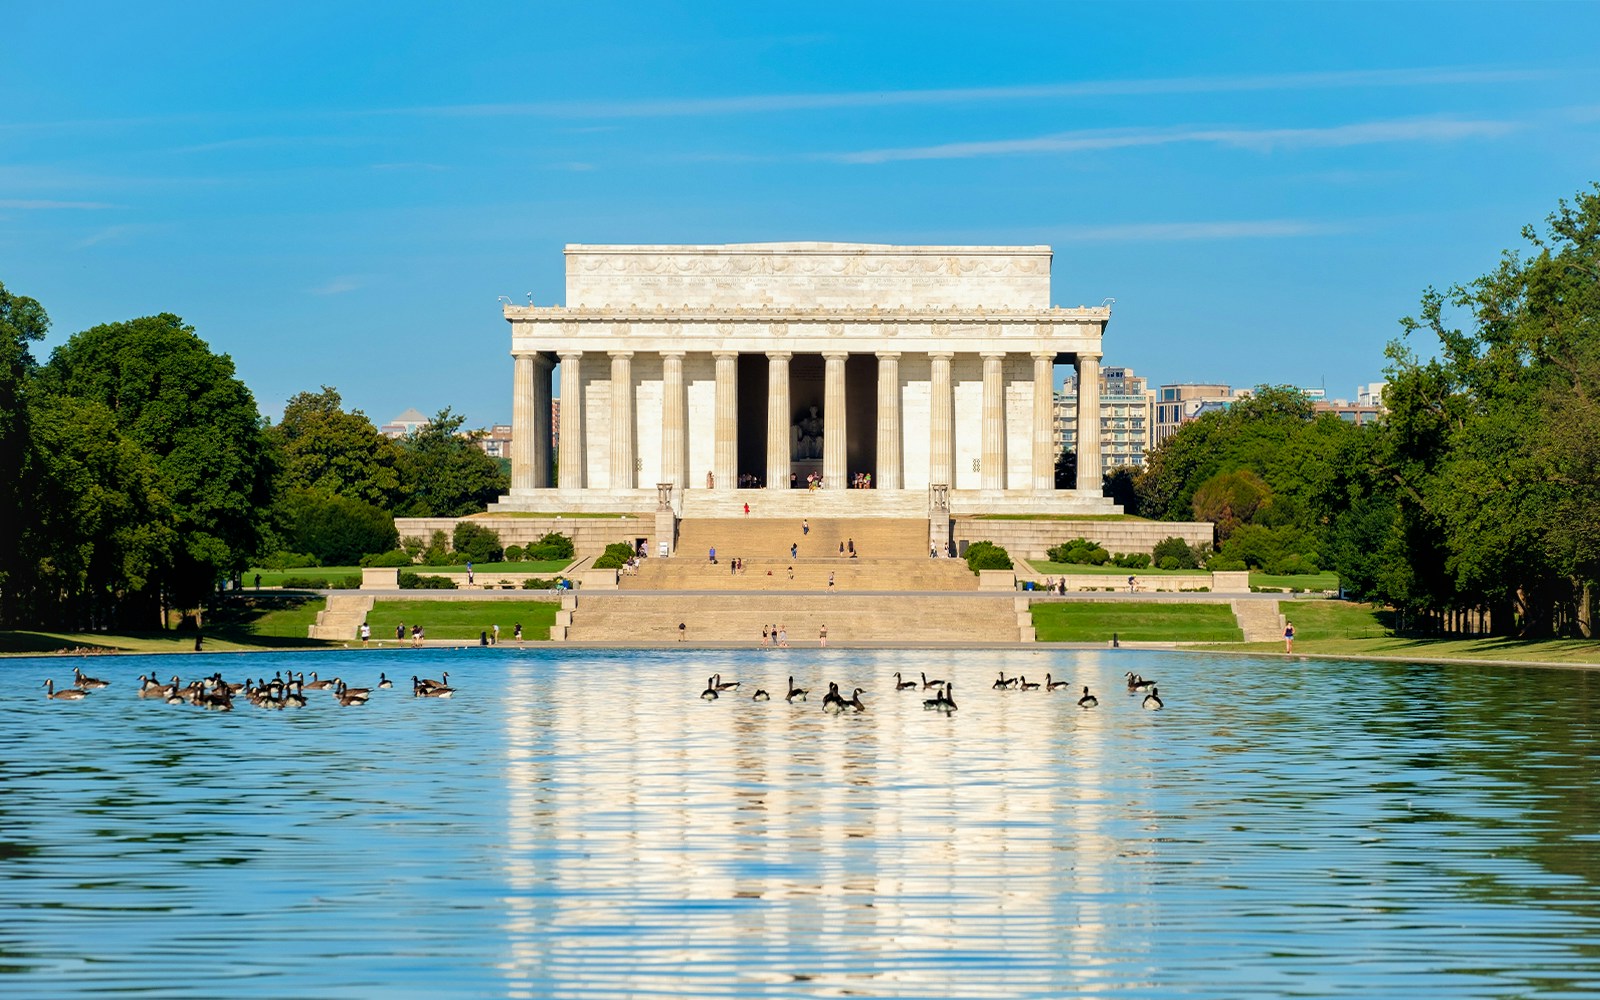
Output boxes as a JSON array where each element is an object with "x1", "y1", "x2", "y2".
[
  {"x1": 366, "y1": 599, "x2": 559, "y2": 641},
  {"x1": 1032, "y1": 602, "x2": 1243, "y2": 642}
]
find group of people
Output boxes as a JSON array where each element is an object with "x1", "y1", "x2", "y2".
[
  {"x1": 850, "y1": 472, "x2": 873, "y2": 489},
  {"x1": 356, "y1": 621, "x2": 524, "y2": 647},
  {"x1": 759, "y1": 623, "x2": 828, "y2": 647}
]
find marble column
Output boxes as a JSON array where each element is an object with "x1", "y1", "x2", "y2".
[
  {"x1": 981, "y1": 352, "x2": 1008, "y2": 490},
  {"x1": 928, "y1": 351, "x2": 954, "y2": 489},
  {"x1": 875, "y1": 351, "x2": 902, "y2": 490},
  {"x1": 511, "y1": 353, "x2": 536, "y2": 491},
  {"x1": 822, "y1": 351, "x2": 848, "y2": 489},
  {"x1": 766, "y1": 351, "x2": 791, "y2": 489},
  {"x1": 713, "y1": 351, "x2": 738, "y2": 491},
  {"x1": 557, "y1": 351, "x2": 584, "y2": 491},
  {"x1": 1076, "y1": 352, "x2": 1103, "y2": 493},
  {"x1": 609, "y1": 351, "x2": 634, "y2": 490},
  {"x1": 1032, "y1": 351, "x2": 1055, "y2": 493},
  {"x1": 660, "y1": 351, "x2": 687, "y2": 490},
  {"x1": 530, "y1": 353, "x2": 553, "y2": 489}
]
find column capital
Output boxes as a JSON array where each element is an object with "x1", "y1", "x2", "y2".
[
  {"x1": 557, "y1": 349, "x2": 583, "y2": 361},
  {"x1": 981, "y1": 350, "x2": 1008, "y2": 360},
  {"x1": 1031, "y1": 350, "x2": 1057, "y2": 362},
  {"x1": 659, "y1": 349, "x2": 686, "y2": 360},
  {"x1": 713, "y1": 350, "x2": 740, "y2": 361},
  {"x1": 1077, "y1": 351, "x2": 1103, "y2": 362},
  {"x1": 928, "y1": 350, "x2": 955, "y2": 360},
  {"x1": 822, "y1": 350, "x2": 850, "y2": 361},
  {"x1": 608, "y1": 349, "x2": 634, "y2": 360},
  {"x1": 765, "y1": 350, "x2": 793, "y2": 361},
  {"x1": 875, "y1": 351, "x2": 902, "y2": 361}
]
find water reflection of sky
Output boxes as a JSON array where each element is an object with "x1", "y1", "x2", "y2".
[{"x1": 3, "y1": 648, "x2": 1599, "y2": 997}]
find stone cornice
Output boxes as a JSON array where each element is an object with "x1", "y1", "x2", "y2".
[{"x1": 505, "y1": 305, "x2": 1110, "y2": 323}]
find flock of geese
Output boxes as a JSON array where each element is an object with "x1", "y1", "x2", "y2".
[
  {"x1": 699, "y1": 669, "x2": 1165, "y2": 712},
  {"x1": 41, "y1": 667, "x2": 456, "y2": 710}
]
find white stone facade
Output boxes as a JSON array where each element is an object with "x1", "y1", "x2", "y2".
[{"x1": 493, "y1": 242, "x2": 1117, "y2": 517}]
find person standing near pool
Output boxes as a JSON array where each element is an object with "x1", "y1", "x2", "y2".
[
  {"x1": 1284, "y1": 620, "x2": 1295, "y2": 653},
  {"x1": 819, "y1": 624, "x2": 828, "y2": 647}
]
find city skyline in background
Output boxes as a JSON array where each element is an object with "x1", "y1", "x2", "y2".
[{"x1": 6, "y1": 2, "x2": 1599, "y2": 428}]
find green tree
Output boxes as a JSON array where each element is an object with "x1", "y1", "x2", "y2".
[
  {"x1": 393, "y1": 408, "x2": 508, "y2": 517},
  {"x1": 1190, "y1": 468, "x2": 1272, "y2": 543},
  {"x1": 0, "y1": 282, "x2": 48, "y2": 624},
  {"x1": 283, "y1": 491, "x2": 398, "y2": 566},
  {"x1": 40, "y1": 314, "x2": 274, "y2": 613},
  {"x1": 270, "y1": 386, "x2": 402, "y2": 507}
]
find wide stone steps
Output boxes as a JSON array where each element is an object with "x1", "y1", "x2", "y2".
[
  {"x1": 563, "y1": 594, "x2": 1020, "y2": 643},
  {"x1": 1232, "y1": 598, "x2": 1284, "y2": 642},
  {"x1": 308, "y1": 594, "x2": 375, "y2": 640},
  {"x1": 623, "y1": 556, "x2": 976, "y2": 592},
  {"x1": 675, "y1": 517, "x2": 929, "y2": 560}
]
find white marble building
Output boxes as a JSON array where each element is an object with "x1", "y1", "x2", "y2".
[{"x1": 492, "y1": 242, "x2": 1119, "y2": 518}]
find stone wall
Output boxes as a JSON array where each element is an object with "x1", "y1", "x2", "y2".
[
  {"x1": 953, "y1": 518, "x2": 1214, "y2": 559},
  {"x1": 396, "y1": 516, "x2": 655, "y2": 557}
]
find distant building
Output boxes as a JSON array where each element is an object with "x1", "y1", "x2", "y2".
[
  {"x1": 1313, "y1": 381, "x2": 1388, "y2": 426},
  {"x1": 379, "y1": 407, "x2": 429, "y2": 439},
  {"x1": 1153, "y1": 383, "x2": 1244, "y2": 447},
  {"x1": 477, "y1": 424, "x2": 513, "y2": 459},
  {"x1": 1055, "y1": 365, "x2": 1155, "y2": 470}
]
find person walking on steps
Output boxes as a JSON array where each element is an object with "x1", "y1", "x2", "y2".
[{"x1": 802, "y1": 518, "x2": 809, "y2": 536}]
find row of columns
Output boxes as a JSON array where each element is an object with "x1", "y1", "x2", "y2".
[{"x1": 514, "y1": 349, "x2": 1104, "y2": 494}]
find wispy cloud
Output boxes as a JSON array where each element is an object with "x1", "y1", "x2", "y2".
[
  {"x1": 826, "y1": 116, "x2": 1521, "y2": 163},
  {"x1": 399, "y1": 66, "x2": 1543, "y2": 120},
  {"x1": 75, "y1": 225, "x2": 137, "y2": 248},
  {"x1": 310, "y1": 275, "x2": 366, "y2": 296},
  {"x1": 1051, "y1": 219, "x2": 1347, "y2": 242},
  {"x1": 0, "y1": 198, "x2": 116, "y2": 209}
]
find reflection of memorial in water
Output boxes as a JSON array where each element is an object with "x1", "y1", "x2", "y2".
[{"x1": 497, "y1": 650, "x2": 1124, "y2": 994}]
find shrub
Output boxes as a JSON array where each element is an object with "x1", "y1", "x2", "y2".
[
  {"x1": 503, "y1": 544, "x2": 525, "y2": 562},
  {"x1": 284, "y1": 492, "x2": 399, "y2": 566},
  {"x1": 527, "y1": 532, "x2": 575, "y2": 561},
  {"x1": 452, "y1": 521, "x2": 504, "y2": 564},
  {"x1": 421, "y1": 530, "x2": 452, "y2": 566},
  {"x1": 334, "y1": 575, "x2": 363, "y2": 590},
  {"x1": 279, "y1": 575, "x2": 323, "y2": 589},
  {"x1": 1207, "y1": 556, "x2": 1249, "y2": 572},
  {"x1": 261, "y1": 550, "x2": 319, "y2": 570},
  {"x1": 521, "y1": 577, "x2": 558, "y2": 589},
  {"x1": 402, "y1": 536, "x2": 424, "y2": 560},
  {"x1": 360, "y1": 549, "x2": 413, "y2": 568},
  {"x1": 1046, "y1": 537, "x2": 1110, "y2": 565},
  {"x1": 1152, "y1": 536, "x2": 1201, "y2": 570},
  {"x1": 399, "y1": 571, "x2": 457, "y2": 590},
  {"x1": 1112, "y1": 552, "x2": 1151, "y2": 569},
  {"x1": 964, "y1": 540, "x2": 1013, "y2": 573},
  {"x1": 592, "y1": 541, "x2": 636, "y2": 570},
  {"x1": 1265, "y1": 552, "x2": 1320, "y2": 576}
]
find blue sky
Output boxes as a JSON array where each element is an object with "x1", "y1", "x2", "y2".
[{"x1": 5, "y1": 1, "x2": 1599, "y2": 427}]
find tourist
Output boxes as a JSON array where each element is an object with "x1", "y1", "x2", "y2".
[
  {"x1": 819, "y1": 624, "x2": 828, "y2": 647},
  {"x1": 1128, "y1": 575, "x2": 1136, "y2": 593},
  {"x1": 709, "y1": 546, "x2": 716, "y2": 565},
  {"x1": 839, "y1": 541, "x2": 845, "y2": 555},
  {"x1": 802, "y1": 518, "x2": 809, "y2": 535},
  {"x1": 466, "y1": 561, "x2": 474, "y2": 586},
  {"x1": 828, "y1": 571, "x2": 835, "y2": 593},
  {"x1": 743, "y1": 502, "x2": 750, "y2": 517},
  {"x1": 847, "y1": 538, "x2": 856, "y2": 558},
  {"x1": 513, "y1": 622, "x2": 523, "y2": 645},
  {"x1": 396, "y1": 622, "x2": 405, "y2": 641},
  {"x1": 360, "y1": 622, "x2": 370, "y2": 645},
  {"x1": 778, "y1": 625, "x2": 788, "y2": 647},
  {"x1": 787, "y1": 565, "x2": 794, "y2": 580},
  {"x1": 254, "y1": 573, "x2": 261, "y2": 590},
  {"x1": 731, "y1": 558, "x2": 737, "y2": 576},
  {"x1": 762, "y1": 624, "x2": 770, "y2": 646},
  {"x1": 1284, "y1": 620, "x2": 1295, "y2": 653},
  {"x1": 678, "y1": 622, "x2": 686, "y2": 641},
  {"x1": 791, "y1": 542, "x2": 798, "y2": 559},
  {"x1": 492, "y1": 623, "x2": 500, "y2": 645}
]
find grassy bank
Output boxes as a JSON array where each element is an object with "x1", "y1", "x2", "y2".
[
  {"x1": 0, "y1": 594, "x2": 333, "y2": 656},
  {"x1": 1032, "y1": 602, "x2": 1243, "y2": 642},
  {"x1": 366, "y1": 600, "x2": 558, "y2": 641},
  {"x1": 1027, "y1": 561, "x2": 1339, "y2": 591},
  {"x1": 247, "y1": 561, "x2": 572, "y2": 588}
]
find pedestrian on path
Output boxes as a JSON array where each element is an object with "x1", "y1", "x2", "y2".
[
  {"x1": 778, "y1": 625, "x2": 788, "y2": 647},
  {"x1": 743, "y1": 502, "x2": 750, "y2": 517},
  {"x1": 492, "y1": 623, "x2": 500, "y2": 645},
  {"x1": 828, "y1": 571, "x2": 835, "y2": 593},
  {"x1": 360, "y1": 622, "x2": 370, "y2": 645},
  {"x1": 709, "y1": 546, "x2": 716, "y2": 564},
  {"x1": 514, "y1": 622, "x2": 523, "y2": 645},
  {"x1": 791, "y1": 541, "x2": 798, "y2": 559},
  {"x1": 762, "y1": 624, "x2": 770, "y2": 646},
  {"x1": 679, "y1": 622, "x2": 687, "y2": 642},
  {"x1": 1284, "y1": 621, "x2": 1295, "y2": 653},
  {"x1": 802, "y1": 518, "x2": 809, "y2": 536},
  {"x1": 819, "y1": 624, "x2": 828, "y2": 647}
]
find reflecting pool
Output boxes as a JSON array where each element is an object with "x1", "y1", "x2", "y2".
[{"x1": 3, "y1": 647, "x2": 1600, "y2": 998}]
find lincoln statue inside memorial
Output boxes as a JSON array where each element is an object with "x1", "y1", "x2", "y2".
[{"x1": 491, "y1": 242, "x2": 1119, "y2": 521}]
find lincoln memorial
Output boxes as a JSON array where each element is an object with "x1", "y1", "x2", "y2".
[{"x1": 491, "y1": 242, "x2": 1121, "y2": 529}]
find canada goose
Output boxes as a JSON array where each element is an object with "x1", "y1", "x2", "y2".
[
  {"x1": 1045, "y1": 673, "x2": 1070, "y2": 691},
  {"x1": 1126, "y1": 671, "x2": 1155, "y2": 693},
  {"x1": 921, "y1": 670, "x2": 945, "y2": 690},
  {"x1": 200, "y1": 686, "x2": 233, "y2": 711},
  {"x1": 701, "y1": 677, "x2": 719, "y2": 701},
  {"x1": 304, "y1": 672, "x2": 334, "y2": 691},
  {"x1": 418, "y1": 672, "x2": 448, "y2": 691},
  {"x1": 282, "y1": 686, "x2": 308, "y2": 708},
  {"x1": 1018, "y1": 676, "x2": 1040, "y2": 691},
  {"x1": 713, "y1": 673, "x2": 740, "y2": 692},
  {"x1": 752, "y1": 689, "x2": 771, "y2": 701},
  {"x1": 415, "y1": 680, "x2": 455, "y2": 698},
  {"x1": 334, "y1": 680, "x2": 370, "y2": 701},
  {"x1": 993, "y1": 671, "x2": 1018, "y2": 690},
  {"x1": 786, "y1": 676, "x2": 809, "y2": 702},
  {"x1": 894, "y1": 672, "x2": 917, "y2": 690},
  {"x1": 924, "y1": 683, "x2": 957, "y2": 712},
  {"x1": 845, "y1": 688, "x2": 867, "y2": 712},
  {"x1": 337, "y1": 688, "x2": 368, "y2": 707},
  {"x1": 377, "y1": 673, "x2": 393, "y2": 689},
  {"x1": 138, "y1": 675, "x2": 166, "y2": 698},
  {"x1": 73, "y1": 667, "x2": 109, "y2": 690},
  {"x1": 1142, "y1": 686, "x2": 1163, "y2": 710},
  {"x1": 821, "y1": 682, "x2": 845, "y2": 711},
  {"x1": 1078, "y1": 686, "x2": 1098, "y2": 709},
  {"x1": 43, "y1": 679, "x2": 87, "y2": 700}
]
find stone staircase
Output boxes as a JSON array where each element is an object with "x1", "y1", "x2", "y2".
[
  {"x1": 308, "y1": 593, "x2": 375, "y2": 641},
  {"x1": 1232, "y1": 599, "x2": 1284, "y2": 642},
  {"x1": 562, "y1": 593, "x2": 1021, "y2": 643},
  {"x1": 623, "y1": 556, "x2": 975, "y2": 592},
  {"x1": 675, "y1": 517, "x2": 929, "y2": 560}
]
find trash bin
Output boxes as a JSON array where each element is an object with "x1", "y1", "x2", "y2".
[
  {"x1": 479, "y1": 631, "x2": 488, "y2": 646},
  {"x1": 1024, "y1": 581, "x2": 1035, "y2": 591}
]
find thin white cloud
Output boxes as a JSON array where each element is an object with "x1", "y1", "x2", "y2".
[
  {"x1": 310, "y1": 276, "x2": 364, "y2": 296},
  {"x1": 0, "y1": 198, "x2": 116, "y2": 209},
  {"x1": 401, "y1": 66, "x2": 1543, "y2": 120},
  {"x1": 827, "y1": 116, "x2": 1521, "y2": 163},
  {"x1": 1052, "y1": 219, "x2": 1347, "y2": 242}
]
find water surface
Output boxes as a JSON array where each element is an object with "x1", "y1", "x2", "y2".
[{"x1": 3, "y1": 648, "x2": 1599, "y2": 998}]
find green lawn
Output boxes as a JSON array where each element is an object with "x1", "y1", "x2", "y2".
[
  {"x1": 1250, "y1": 571, "x2": 1339, "y2": 591},
  {"x1": 366, "y1": 599, "x2": 559, "y2": 641},
  {"x1": 1032, "y1": 602, "x2": 1244, "y2": 642},
  {"x1": 247, "y1": 561, "x2": 572, "y2": 587},
  {"x1": 1030, "y1": 561, "x2": 1203, "y2": 577},
  {"x1": 1, "y1": 594, "x2": 333, "y2": 655}
]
